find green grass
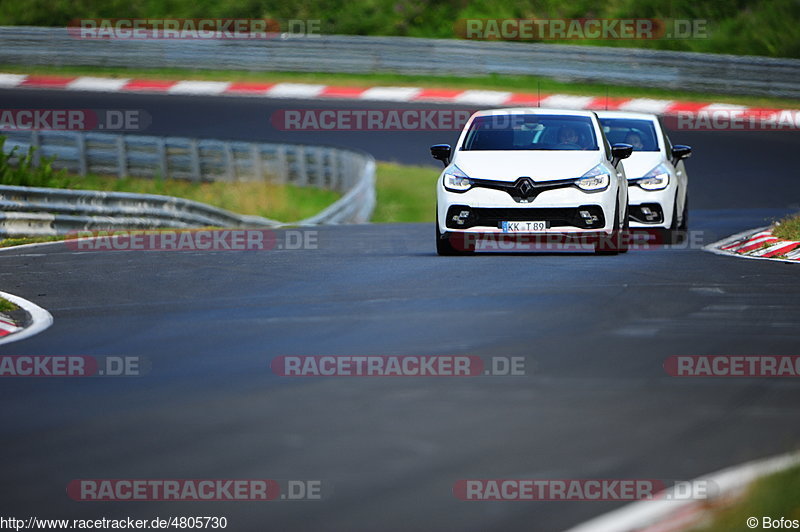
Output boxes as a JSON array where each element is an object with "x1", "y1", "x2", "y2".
[
  {"x1": 19, "y1": 173, "x2": 340, "y2": 222},
  {"x1": 773, "y1": 214, "x2": 800, "y2": 241},
  {"x1": 690, "y1": 463, "x2": 800, "y2": 531},
  {"x1": 0, "y1": 297, "x2": 18, "y2": 312},
  {"x1": 373, "y1": 162, "x2": 437, "y2": 223},
  {"x1": 2, "y1": 64, "x2": 798, "y2": 110},
  {"x1": 1, "y1": 0, "x2": 799, "y2": 58},
  {"x1": 0, "y1": 235, "x2": 67, "y2": 248}
]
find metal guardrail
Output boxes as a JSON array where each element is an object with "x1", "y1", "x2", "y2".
[
  {"x1": 0, "y1": 131, "x2": 376, "y2": 237},
  {"x1": 1, "y1": 26, "x2": 799, "y2": 97}
]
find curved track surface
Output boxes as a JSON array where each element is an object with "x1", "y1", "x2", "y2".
[{"x1": 0, "y1": 88, "x2": 799, "y2": 531}]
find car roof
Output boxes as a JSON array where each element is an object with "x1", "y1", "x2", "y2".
[
  {"x1": 472, "y1": 108, "x2": 599, "y2": 119},
  {"x1": 594, "y1": 110, "x2": 659, "y2": 121}
]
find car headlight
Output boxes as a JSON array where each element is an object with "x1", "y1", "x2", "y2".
[
  {"x1": 574, "y1": 165, "x2": 610, "y2": 191},
  {"x1": 635, "y1": 164, "x2": 670, "y2": 190},
  {"x1": 443, "y1": 165, "x2": 473, "y2": 192}
]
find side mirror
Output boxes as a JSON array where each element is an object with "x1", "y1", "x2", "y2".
[
  {"x1": 671, "y1": 145, "x2": 692, "y2": 165},
  {"x1": 431, "y1": 144, "x2": 451, "y2": 167},
  {"x1": 611, "y1": 143, "x2": 633, "y2": 167}
]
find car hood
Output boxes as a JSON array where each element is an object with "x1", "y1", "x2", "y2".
[
  {"x1": 620, "y1": 152, "x2": 666, "y2": 179},
  {"x1": 452, "y1": 151, "x2": 605, "y2": 182}
]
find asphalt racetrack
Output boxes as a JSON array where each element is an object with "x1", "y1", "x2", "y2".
[{"x1": 0, "y1": 88, "x2": 799, "y2": 531}]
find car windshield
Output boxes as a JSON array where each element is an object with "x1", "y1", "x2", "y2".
[
  {"x1": 599, "y1": 118, "x2": 660, "y2": 152},
  {"x1": 462, "y1": 115, "x2": 599, "y2": 151}
]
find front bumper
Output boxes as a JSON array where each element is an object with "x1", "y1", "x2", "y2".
[
  {"x1": 437, "y1": 183, "x2": 618, "y2": 235},
  {"x1": 627, "y1": 185, "x2": 675, "y2": 229}
]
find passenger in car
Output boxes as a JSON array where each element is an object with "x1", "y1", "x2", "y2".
[{"x1": 624, "y1": 132, "x2": 644, "y2": 150}]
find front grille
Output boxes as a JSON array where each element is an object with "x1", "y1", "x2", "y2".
[{"x1": 446, "y1": 205, "x2": 605, "y2": 230}]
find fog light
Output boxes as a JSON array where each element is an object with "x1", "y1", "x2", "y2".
[
  {"x1": 579, "y1": 210, "x2": 599, "y2": 225},
  {"x1": 451, "y1": 210, "x2": 471, "y2": 226},
  {"x1": 641, "y1": 207, "x2": 658, "y2": 222}
]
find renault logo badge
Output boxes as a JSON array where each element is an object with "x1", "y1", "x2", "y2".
[{"x1": 517, "y1": 177, "x2": 534, "y2": 197}]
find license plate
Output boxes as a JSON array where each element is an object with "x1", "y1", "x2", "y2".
[{"x1": 501, "y1": 221, "x2": 547, "y2": 233}]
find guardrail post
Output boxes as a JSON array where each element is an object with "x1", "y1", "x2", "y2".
[
  {"x1": 315, "y1": 147, "x2": 326, "y2": 189},
  {"x1": 250, "y1": 145, "x2": 264, "y2": 181},
  {"x1": 116, "y1": 135, "x2": 127, "y2": 178},
  {"x1": 330, "y1": 149, "x2": 341, "y2": 191},
  {"x1": 275, "y1": 145, "x2": 288, "y2": 184},
  {"x1": 296, "y1": 146, "x2": 308, "y2": 186},
  {"x1": 157, "y1": 137, "x2": 168, "y2": 179},
  {"x1": 76, "y1": 133, "x2": 87, "y2": 176},
  {"x1": 189, "y1": 139, "x2": 201, "y2": 181},
  {"x1": 223, "y1": 142, "x2": 235, "y2": 182}
]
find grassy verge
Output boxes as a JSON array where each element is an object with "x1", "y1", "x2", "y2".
[
  {"x1": 41, "y1": 174, "x2": 340, "y2": 222},
  {"x1": 773, "y1": 214, "x2": 800, "y2": 241},
  {"x1": 0, "y1": 174, "x2": 340, "y2": 249},
  {"x1": 690, "y1": 463, "x2": 800, "y2": 531},
  {"x1": 0, "y1": 235, "x2": 67, "y2": 248},
  {"x1": 5, "y1": 171, "x2": 340, "y2": 222},
  {"x1": 373, "y1": 162, "x2": 437, "y2": 223},
  {"x1": 0, "y1": 297, "x2": 18, "y2": 312},
  {"x1": 1, "y1": 154, "x2": 339, "y2": 223},
  {"x1": 2, "y1": 64, "x2": 798, "y2": 110}
]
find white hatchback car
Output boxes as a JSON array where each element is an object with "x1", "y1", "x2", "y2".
[
  {"x1": 432, "y1": 108, "x2": 632, "y2": 255},
  {"x1": 596, "y1": 111, "x2": 692, "y2": 240}
]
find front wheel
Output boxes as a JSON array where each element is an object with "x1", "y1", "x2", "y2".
[
  {"x1": 595, "y1": 202, "x2": 621, "y2": 255},
  {"x1": 618, "y1": 204, "x2": 630, "y2": 254},
  {"x1": 664, "y1": 196, "x2": 687, "y2": 245}
]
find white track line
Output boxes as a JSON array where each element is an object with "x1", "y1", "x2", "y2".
[
  {"x1": 68, "y1": 77, "x2": 130, "y2": 91},
  {"x1": 0, "y1": 73, "x2": 26, "y2": 88},
  {"x1": 266, "y1": 83, "x2": 326, "y2": 98},
  {"x1": 358, "y1": 86, "x2": 421, "y2": 101},
  {"x1": 168, "y1": 80, "x2": 232, "y2": 95}
]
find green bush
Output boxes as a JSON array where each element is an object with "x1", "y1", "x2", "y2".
[{"x1": 0, "y1": 137, "x2": 69, "y2": 188}]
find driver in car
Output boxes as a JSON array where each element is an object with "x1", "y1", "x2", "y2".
[{"x1": 557, "y1": 126, "x2": 580, "y2": 148}]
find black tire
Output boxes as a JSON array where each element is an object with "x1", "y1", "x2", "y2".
[
  {"x1": 595, "y1": 202, "x2": 621, "y2": 255},
  {"x1": 678, "y1": 195, "x2": 688, "y2": 231},
  {"x1": 618, "y1": 204, "x2": 630, "y2": 253},
  {"x1": 664, "y1": 195, "x2": 686, "y2": 245}
]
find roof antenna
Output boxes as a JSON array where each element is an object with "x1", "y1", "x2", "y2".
[
  {"x1": 537, "y1": 81, "x2": 541, "y2": 108},
  {"x1": 605, "y1": 86, "x2": 608, "y2": 110}
]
